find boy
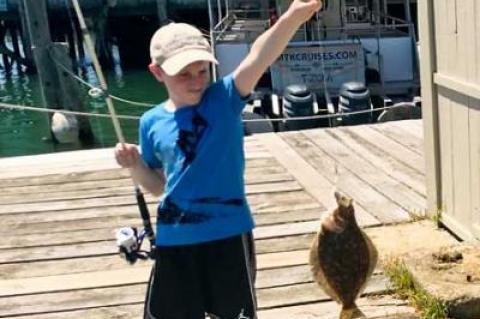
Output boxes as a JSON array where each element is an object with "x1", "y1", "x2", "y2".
[{"x1": 115, "y1": 1, "x2": 323, "y2": 318}]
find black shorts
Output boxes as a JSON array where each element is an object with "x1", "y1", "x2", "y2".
[{"x1": 144, "y1": 232, "x2": 257, "y2": 319}]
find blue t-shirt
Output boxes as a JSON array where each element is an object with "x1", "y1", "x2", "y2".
[{"x1": 139, "y1": 74, "x2": 255, "y2": 246}]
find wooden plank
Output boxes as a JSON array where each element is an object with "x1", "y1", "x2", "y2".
[
  {"x1": 0, "y1": 191, "x2": 321, "y2": 231},
  {"x1": 0, "y1": 180, "x2": 301, "y2": 205},
  {"x1": 0, "y1": 157, "x2": 280, "y2": 188},
  {"x1": 0, "y1": 237, "x2": 315, "y2": 281},
  {"x1": 0, "y1": 169, "x2": 291, "y2": 194},
  {"x1": 1, "y1": 204, "x2": 324, "y2": 238},
  {"x1": 248, "y1": 190, "x2": 321, "y2": 214},
  {"x1": 331, "y1": 127, "x2": 426, "y2": 196},
  {"x1": 0, "y1": 146, "x2": 272, "y2": 180},
  {"x1": 477, "y1": 1, "x2": 480, "y2": 84},
  {"x1": 0, "y1": 295, "x2": 418, "y2": 319},
  {"x1": 0, "y1": 182, "x2": 312, "y2": 215},
  {"x1": 0, "y1": 304, "x2": 144, "y2": 319},
  {"x1": 390, "y1": 119, "x2": 424, "y2": 139},
  {"x1": 344, "y1": 125, "x2": 425, "y2": 174},
  {"x1": 379, "y1": 120, "x2": 425, "y2": 150},
  {"x1": 432, "y1": 0, "x2": 446, "y2": 73},
  {"x1": 256, "y1": 234, "x2": 315, "y2": 255},
  {"x1": 256, "y1": 132, "x2": 379, "y2": 225},
  {"x1": 311, "y1": 129, "x2": 426, "y2": 212},
  {"x1": 0, "y1": 141, "x2": 263, "y2": 170},
  {"x1": 464, "y1": 0, "x2": 477, "y2": 83},
  {"x1": 450, "y1": 90, "x2": 472, "y2": 229},
  {"x1": 0, "y1": 168, "x2": 130, "y2": 187},
  {"x1": 0, "y1": 249, "x2": 315, "y2": 296},
  {"x1": 2, "y1": 221, "x2": 455, "y2": 282},
  {"x1": 1, "y1": 208, "x2": 329, "y2": 249},
  {"x1": 0, "y1": 221, "x2": 325, "y2": 264},
  {"x1": 257, "y1": 276, "x2": 389, "y2": 309},
  {"x1": 469, "y1": 99, "x2": 480, "y2": 239},
  {"x1": 455, "y1": 0, "x2": 468, "y2": 80},
  {"x1": 0, "y1": 284, "x2": 146, "y2": 317},
  {"x1": 256, "y1": 133, "x2": 336, "y2": 209},
  {"x1": 281, "y1": 131, "x2": 408, "y2": 223},
  {"x1": 437, "y1": 87, "x2": 455, "y2": 230},
  {"x1": 0, "y1": 273, "x2": 390, "y2": 317},
  {"x1": 446, "y1": 0, "x2": 458, "y2": 76},
  {"x1": 434, "y1": 72, "x2": 480, "y2": 101},
  {"x1": 259, "y1": 295, "x2": 418, "y2": 319},
  {"x1": 419, "y1": 0, "x2": 443, "y2": 218},
  {"x1": 369, "y1": 123, "x2": 423, "y2": 156}
]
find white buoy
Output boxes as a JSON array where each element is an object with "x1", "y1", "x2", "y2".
[{"x1": 51, "y1": 112, "x2": 79, "y2": 144}]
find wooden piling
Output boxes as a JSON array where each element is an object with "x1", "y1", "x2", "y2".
[
  {"x1": 50, "y1": 43, "x2": 95, "y2": 144},
  {"x1": 22, "y1": 0, "x2": 94, "y2": 144},
  {"x1": 66, "y1": 22, "x2": 77, "y2": 64},
  {"x1": 73, "y1": 17, "x2": 85, "y2": 64},
  {"x1": 9, "y1": 23, "x2": 22, "y2": 70},
  {"x1": 157, "y1": 0, "x2": 168, "y2": 26},
  {"x1": 18, "y1": 0, "x2": 34, "y2": 72}
]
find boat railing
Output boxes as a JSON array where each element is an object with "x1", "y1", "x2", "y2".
[
  {"x1": 212, "y1": 10, "x2": 415, "y2": 44},
  {"x1": 212, "y1": 10, "x2": 270, "y2": 42}
]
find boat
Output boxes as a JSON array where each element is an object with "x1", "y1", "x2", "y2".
[{"x1": 207, "y1": 0, "x2": 421, "y2": 131}]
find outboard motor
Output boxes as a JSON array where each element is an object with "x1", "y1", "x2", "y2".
[
  {"x1": 282, "y1": 84, "x2": 315, "y2": 131},
  {"x1": 338, "y1": 82, "x2": 371, "y2": 125}
]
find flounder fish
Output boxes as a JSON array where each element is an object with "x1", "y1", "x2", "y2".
[{"x1": 309, "y1": 192, "x2": 378, "y2": 319}]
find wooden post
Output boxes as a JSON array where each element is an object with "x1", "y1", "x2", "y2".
[
  {"x1": 73, "y1": 17, "x2": 85, "y2": 64},
  {"x1": 22, "y1": 0, "x2": 94, "y2": 144},
  {"x1": 9, "y1": 24, "x2": 22, "y2": 69},
  {"x1": 22, "y1": 0, "x2": 61, "y2": 109},
  {"x1": 17, "y1": 0, "x2": 34, "y2": 71},
  {"x1": 2, "y1": 54, "x2": 10, "y2": 73},
  {"x1": 66, "y1": 23, "x2": 77, "y2": 63},
  {"x1": 156, "y1": 0, "x2": 168, "y2": 26},
  {"x1": 50, "y1": 43, "x2": 94, "y2": 144},
  {"x1": 418, "y1": 0, "x2": 441, "y2": 217}
]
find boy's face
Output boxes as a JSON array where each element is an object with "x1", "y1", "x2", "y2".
[{"x1": 150, "y1": 61, "x2": 211, "y2": 106}]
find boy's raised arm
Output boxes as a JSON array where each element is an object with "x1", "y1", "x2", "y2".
[{"x1": 233, "y1": 0, "x2": 323, "y2": 96}]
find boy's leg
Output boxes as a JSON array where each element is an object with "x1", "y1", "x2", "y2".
[
  {"x1": 203, "y1": 232, "x2": 257, "y2": 319},
  {"x1": 144, "y1": 245, "x2": 205, "y2": 319}
]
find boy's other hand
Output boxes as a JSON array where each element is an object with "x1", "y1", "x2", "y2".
[
  {"x1": 286, "y1": 0, "x2": 323, "y2": 23},
  {"x1": 114, "y1": 143, "x2": 141, "y2": 168}
]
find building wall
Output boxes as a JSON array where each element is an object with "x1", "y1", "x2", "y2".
[{"x1": 419, "y1": 0, "x2": 480, "y2": 241}]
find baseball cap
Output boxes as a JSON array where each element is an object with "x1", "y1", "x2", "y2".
[{"x1": 149, "y1": 23, "x2": 218, "y2": 76}]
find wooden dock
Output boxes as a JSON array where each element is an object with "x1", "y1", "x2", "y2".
[{"x1": 0, "y1": 120, "x2": 426, "y2": 318}]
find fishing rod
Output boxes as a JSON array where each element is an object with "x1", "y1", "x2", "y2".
[{"x1": 70, "y1": 0, "x2": 155, "y2": 264}]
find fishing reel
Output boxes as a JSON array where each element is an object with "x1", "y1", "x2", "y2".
[
  {"x1": 115, "y1": 226, "x2": 155, "y2": 264},
  {"x1": 115, "y1": 187, "x2": 157, "y2": 264}
]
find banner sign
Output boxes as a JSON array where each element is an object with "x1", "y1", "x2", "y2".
[{"x1": 270, "y1": 42, "x2": 365, "y2": 96}]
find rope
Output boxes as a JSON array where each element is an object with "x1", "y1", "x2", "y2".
[
  {"x1": 50, "y1": 50, "x2": 154, "y2": 107},
  {"x1": 0, "y1": 101, "x2": 140, "y2": 120},
  {"x1": 0, "y1": 99, "x2": 411, "y2": 122}
]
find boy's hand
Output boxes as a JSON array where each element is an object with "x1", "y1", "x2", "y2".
[
  {"x1": 114, "y1": 143, "x2": 141, "y2": 168},
  {"x1": 286, "y1": 0, "x2": 323, "y2": 24}
]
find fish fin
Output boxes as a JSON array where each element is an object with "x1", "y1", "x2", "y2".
[{"x1": 340, "y1": 305, "x2": 366, "y2": 319}]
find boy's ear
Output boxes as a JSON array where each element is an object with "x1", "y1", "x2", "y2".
[{"x1": 148, "y1": 63, "x2": 164, "y2": 82}]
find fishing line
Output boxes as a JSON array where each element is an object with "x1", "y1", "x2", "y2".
[{"x1": 315, "y1": 8, "x2": 340, "y2": 191}]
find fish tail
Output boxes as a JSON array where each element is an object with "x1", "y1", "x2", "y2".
[{"x1": 339, "y1": 304, "x2": 366, "y2": 319}]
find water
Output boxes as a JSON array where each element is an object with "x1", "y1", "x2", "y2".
[{"x1": 0, "y1": 64, "x2": 167, "y2": 158}]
